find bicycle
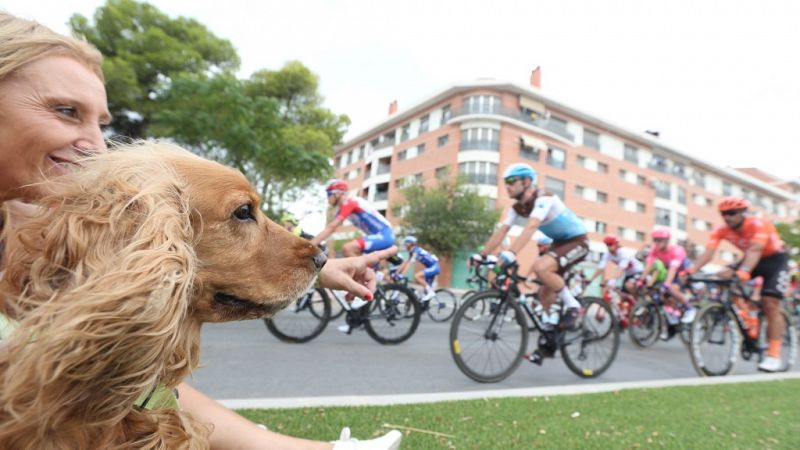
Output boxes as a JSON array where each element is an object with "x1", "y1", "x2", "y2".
[
  {"x1": 459, "y1": 256, "x2": 498, "y2": 321},
  {"x1": 627, "y1": 281, "x2": 698, "y2": 348},
  {"x1": 449, "y1": 261, "x2": 620, "y2": 383},
  {"x1": 687, "y1": 275, "x2": 798, "y2": 376},
  {"x1": 265, "y1": 280, "x2": 421, "y2": 345},
  {"x1": 388, "y1": 271, "x2": 458, "y2": 322}
]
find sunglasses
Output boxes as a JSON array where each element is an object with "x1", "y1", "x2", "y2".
[
  {"x1": 326, "y1": 191, "x2": 336, "y2": 197},
  {"x1": 504, "y1": 176, "x2": 520, "y2": 185},
  {"x1": 653, "y1": 238, "x2": 669, "y2": 243},
  {"x1": 720, "y1": 210, "x2": 742, "y2": 217}
]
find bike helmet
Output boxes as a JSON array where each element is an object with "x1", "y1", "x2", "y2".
[
  {"x1": 502, "y1": 163, "x2": 537, "y2": 183},
  {"x1": 403, "y1": 236, "x2": 417, "y2": 245},
  {"x1": 603, "y1": 234, "x2": 620, "y2": 246},
  {"x1": 325, "y1": 179, "x2": 348, "y2": 193},
  {"x1": 651, "y1": 227, "x2": 671, "y2": 240},
  {"x1": 718, "y1": 196, "x2": 749, "y2": 212}
]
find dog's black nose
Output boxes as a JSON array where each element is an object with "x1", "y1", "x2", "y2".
[{"x1": 312, "y1": 251, "x2": 327, "y2": 270}]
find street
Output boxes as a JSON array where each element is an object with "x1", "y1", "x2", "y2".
[{"x1": 189, "y1": 316, "x2": 793, "y2": 400}]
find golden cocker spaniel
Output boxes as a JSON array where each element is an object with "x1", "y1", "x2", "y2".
[{"x1": 0, "y1": 142, "x2": 325, "y2": 449}]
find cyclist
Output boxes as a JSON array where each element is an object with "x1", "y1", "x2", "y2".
[
  {"x1": 280, "y1": 213, "x2": 314, "y2": 240},
  {"x1": 588, "y1": 234, "x2": 643, "y2": 295},
  {"x1": 310, "y1": 179, "x2": 395, "y2": 257},
  {"x1": 478, "y1": 163, "x2": 588, "y2": 330},
  {"x1": 396, "y1": 236, "x2": 440, "y2": 303},
  {"x1": 687, "y1": 197, "x2": 789, "y2": 372},
  {"x1": 640, "y1": 228, "x2": 695, "y2": 324}
]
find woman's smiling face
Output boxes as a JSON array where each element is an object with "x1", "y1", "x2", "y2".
[{"x1": 0, "y1": 56, "x2": 110, "y2": 201}]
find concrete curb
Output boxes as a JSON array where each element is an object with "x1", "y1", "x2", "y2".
[{"x1": 220, "y1": 371, "x2": 800, "y2": 409}]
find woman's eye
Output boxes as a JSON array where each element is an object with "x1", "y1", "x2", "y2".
[
  {"x1": 54, "y1": 106, "x2": 78, "y2": 118},
  {"x1": 233, "y1": 204, "x2": 254, "y2": 222}
]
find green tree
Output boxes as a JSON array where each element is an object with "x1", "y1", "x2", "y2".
[
  {"x1": 69, "y1": 0, "x2": 240, "y2": 138},
  {"x1": 776, "y1": 219, "x2": 800, "y2": 264},
  {"x1": 392, "y1": 175, "x2": 499, "y2": 258}
]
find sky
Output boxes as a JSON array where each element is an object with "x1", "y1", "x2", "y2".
[{"x1": 4, "y1": 1, "x2": 798, "y2": 187}]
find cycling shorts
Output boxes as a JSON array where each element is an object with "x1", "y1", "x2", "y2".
[
  {"x1": 423, "y1": 263, "x2": 441, "y2": 285},
  {"x1": 733, "y1": 252, "x2": 789, "y2": 299},
  {"x1": 545, "y1": 235, "x2": 589, "y2": 275},
  {"x1": 356, "y1": 227, "x2": 395, "y2": 253}
]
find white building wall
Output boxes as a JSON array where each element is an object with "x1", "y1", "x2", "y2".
[
  {"x1": 599, "y1": 135, "x2": 624, "y2": 160},
  {"x1": 566, "y1": 122, "x2": 582, "y2": 144}
]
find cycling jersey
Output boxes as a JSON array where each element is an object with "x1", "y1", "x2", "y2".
[
  {"x1": 409, "y1": 246, "x2": 439, "y2": 268},
  {"x1": 503, "y1": 194, "x2": 587, "y2": 241},
  {"x1": 335, "y1": 197, "x2": 392, "y2": 234},
  {"x1": 707, "y1": 217, "x2": 785, "y2": 258},
  {"x1": 646, "y1": 244, "x2": 687, "y2": 270},
  {"x1": 598, "y1": 247, "x2": 644, "y2": 277}
]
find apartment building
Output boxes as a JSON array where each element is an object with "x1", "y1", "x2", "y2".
[{"x1": 332, "y1": 68, "x2": 797, "y2": 287}]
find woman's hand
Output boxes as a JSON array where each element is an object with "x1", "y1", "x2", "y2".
[{"x1": 318, "y1": 246, "x2": 398, "y2": 301}]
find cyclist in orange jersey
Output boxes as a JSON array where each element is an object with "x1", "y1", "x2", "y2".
[{"x1": 688, "y1": 197, "x2": 790, "y2": 372}]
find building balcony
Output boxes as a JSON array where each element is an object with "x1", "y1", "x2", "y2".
[
  {"x1": 459, "y1": 139, "x2": 500, "y2": 152},
  {"x1": 452, "y1": 105, "x2": 574, "y2": 141}
]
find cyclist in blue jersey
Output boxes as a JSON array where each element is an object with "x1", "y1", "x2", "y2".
[
  {"x1": 311, "y1": 179, "x2": 395, "y2": 257},
  {"x1": 479, "y1": 163, "x2": 589, "y2": 330},
  {"x1": 396, "y1": 236, "x2": 441, "y2": 303}
]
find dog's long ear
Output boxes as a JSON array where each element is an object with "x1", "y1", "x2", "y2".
[{"x1": 0, "y1": 148, "x2": 199, "y2": 448}]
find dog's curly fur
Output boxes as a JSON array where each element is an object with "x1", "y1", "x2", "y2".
[{"x1": 0, "y1": 142, "x2": 322, "y2": 449}]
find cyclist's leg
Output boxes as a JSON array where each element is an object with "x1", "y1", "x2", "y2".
[
  {"x1": 342, "y1": 238, "x2": 363, "y2": 257},
  {"x1": 360, "y1": 227, "x2": 395, "y2": 256},
  {"x1": 755, "y1": 253, "x2": 790, "y2": 361},
  {"x1": 532, "y1": 254, "x2": 562, "y2": 311},
  {"x1": 535, "y1": 236, "x2": 589, "y2": 310},
  {"x1": 422, "y1": 264, "x2": 440, "y2": 299}
]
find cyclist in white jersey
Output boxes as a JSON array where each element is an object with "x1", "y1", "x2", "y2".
[
  {"x1": 479, "y1": 163, "x2": 589, "y2": 330},
  {"x1": 588, "y1": 234, "x2": 643, "y2": 294}
]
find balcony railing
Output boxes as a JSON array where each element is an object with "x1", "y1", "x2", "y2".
[
  {"x1": 376, "y1": 164, "x2": 392, "y2": 175},
  {"x1": 374, "y1": 191, "x2": 389, "y2": 202},
  {"x1": 374, "y1": 139, "x2": 394, "y2": 150},
  {"x1": 452, "y1": 106, "x2": 574, "y2": 141},
  {"x1": 459, "y1": 139, "x2": 500, "y2": 152}
]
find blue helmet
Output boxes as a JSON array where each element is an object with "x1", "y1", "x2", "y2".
[
  {"x1": 503, "y1": 163, "x2": 537, "y2": 183},
  {"x1": 403, "y1": 236, "x2": 417, "y2": 245}
]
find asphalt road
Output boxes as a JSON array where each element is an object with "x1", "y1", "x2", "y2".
[{"x1": 188, "y1": 315, "x2": 795, "y2": 400}]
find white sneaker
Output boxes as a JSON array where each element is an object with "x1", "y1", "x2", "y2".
[
  {"x1": 680, "y1": 307, "x2": 697, "y2": 324},
  {"x1": 421, "y1": 291, "x2": 435, "y2": 302},
  {"x1": 337, "y1": 324, "x2": 351, "y2": 333},
  {"x1": 758, "y1": 356, "x2": 784, "y2": 373},
  {"x1": 332, "y1": 427, "x2": 402, "y2": 450}
]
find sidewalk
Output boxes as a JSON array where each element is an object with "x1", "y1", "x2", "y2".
[{"x1": 220, "y1": 371, "x2": 800, "y2": 409}]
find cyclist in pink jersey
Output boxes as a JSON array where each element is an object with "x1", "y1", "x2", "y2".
[
  {"x1": 642, "y1": 227, "x2": 695, "y2": 322},
  {"x1": 311, "y1": 179, "x2": 395, "y2": 257}
]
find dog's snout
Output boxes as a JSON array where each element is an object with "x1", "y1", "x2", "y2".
[{"x1": 312, "y1": 251, "x2": 327, "y2": 271}]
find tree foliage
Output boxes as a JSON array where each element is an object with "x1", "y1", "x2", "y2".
[
  {"x1": 69, "y1": 0, "x2": 240, "y2": 138},
  {"x1": 776, "y1": 219, "x2": 800, "y2": 264},
  {"x1": 392, "y1": 176, "x2": 499, "y2": 258}
]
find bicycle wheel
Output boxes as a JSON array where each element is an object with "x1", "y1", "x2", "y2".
[
  {"x1": 460, "y1": 290, "x2": 486, "y2": 321},
  {"x1": 449, "y1": 290, "x2": 528, "y2": 383},
  {"x1": 561, "y1": 298, "x2": 620, "y2": 378},
  {"x1": 364, "y1": 283, "x2": 420, "y2": 344},
  {"x1": 426, "y1": 288, "x2": 458, "y2": 322},
  {"x1": 628, "y1": 299, "x2": 661, "y2": 348},
  {"x1": 264, "y1": 288, "x2": 331, "y2": 343},
  {"x1": 689, "y1": 303, "x2": 739, "y2": 376}
]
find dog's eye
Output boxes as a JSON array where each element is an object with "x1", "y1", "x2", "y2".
[{"x1": 232, "y1": 204, "x2": 255, "y2": 222}]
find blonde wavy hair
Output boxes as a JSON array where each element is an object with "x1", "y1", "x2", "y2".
[
  {"x1": 0, "y1": 146, "x2": 209, "y2": 449},
  {"x1": 0, "y1": 11, "x2": 103, "y2": 82}
]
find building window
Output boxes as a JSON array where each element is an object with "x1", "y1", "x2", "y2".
[
  {"x1": 595, "y1": 221, "x2": 607, "y2": 233},
  {"x1": 677, "y1": 213, "x2": 687, "y2": 231},
  {"x1": 543, "y1": 115, "x2": 572, "y2": 140},
  {"x1": 418, "y1": 115, "x2": 430, "y2": 134},
  {"x1": 636, "y1": 231, "x2": 646, "y2": 242},
  {"x1": 624, "y1": 144, "x2": 639, "y2": 164},
  {"x1": 649, "y1": 154, "x2": 669, "y2": 173},
  {"x1": 618, "y1": 197, "x2": 626, "y2": 209},
  {"x1": 441, "y1": 104, "x2": 452, "y2": 124},
  {"x1": 576, "y1": 185, "x2": 586, "y2": 197},
  {"x1": 672, "y1": 163, "x2": 687, "y2": 179},
  {"x1": 417, "y1": 144, "x2": 426, "y2": 156},
  {"x1": 637, "y1": 202, "x2": 646, "y2": 213},
  {"x1": 637, "y1": 175, "x2": 646, "y2": 185},
  {"x1": 458, "y1": 161, "x2": 497, "y2": 186},
  {"x1": 723, "y1": 182, "x2": 733, "y2": 196},
  {"x1": 334, "y1": 155, "x2": 341, "y2": 168},
  {"x1": 597, "y1": 162, "x2": 609, "y2": 173},
  {"x1": 464, "y1": 95, "x2": 501, "y2": 115},
  {"x1": 358, "y1": 145, "x2": 365, "y2": 160},
  {"x1": 655, "y1": 207, "x2": 671, "y2": 226},
  {"x1": 544, "y1": 176, "x2": 566, "y2": 200},
  {"x1": 597, "y1": 191, "x2": 608, "y2": 203},
  {"x1": 460, "y1": 128, "x2": 499, "y2": 151},
  {"x1": 397, "y1": 149, "x2": 408, "y2": 161},
  {"x1": 435, "y1": 166, "x2": 449, "y2": 178},
  {"x1": 692, "y1": 171, "x2": 706, "y2": 188},
  {"x1": 577, "y1": 155, "x2": 586, "y2": 166},
  {"x1": 583, "y1": 129, "x2": 600, "y2": 150},
  {"x1": 654, "y1": 180, "x2": 671, "y2": 200},
  {"x1": 437, "y1": 134, "x2": 449, "y2": 147},
  {"x1": 400, "y1": 124, "x2": 410, "y2": 142},
  {"x1": 546, "y1": 146, "x2": 566, "y2": 170},
  {"x1": 520, "y1": 146, "x2": 540, "y2": 161},
  {"x1": 677, "y1": 187, "x2": 686, "y2": 205}
]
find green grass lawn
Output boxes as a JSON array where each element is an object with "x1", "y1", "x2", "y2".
[{"x1": 238, "y1": 379, "x2": 800, "y2": 449}]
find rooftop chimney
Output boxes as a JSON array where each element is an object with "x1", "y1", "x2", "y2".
[
  {"x1": 530, "y1": 66, "x2": 542, "y2": 89},
  {"x1": 388, "y1": 100, "x2": 398, "y2": 115}
]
